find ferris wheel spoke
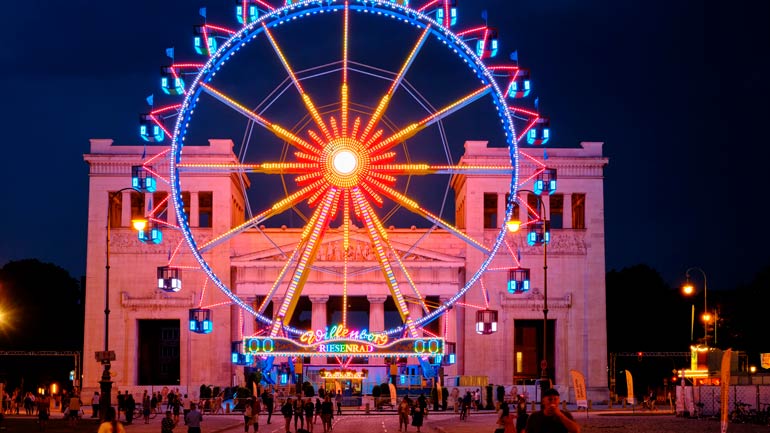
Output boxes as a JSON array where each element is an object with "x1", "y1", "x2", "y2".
[
  {"x1": 364, "y1": 175, "x2": 491, "y2": 254},
  {"x1": 199, "y1": 179, "x2": 327, "y2": 253},
  {"x1": 270, "y1": 187, "x2": 339, "y2": 336},
  {"x1": 368, "y1": 84, "x2": 493, "y2": 155},
  {"x1": 199, "y1": 83, "x2": 320, "y2": 155},
  {"x1": 262, "y1": 23, "x2": 333, "y2": 140},
  {"x1": 374, "y1": 163, "x2": 514, "y2": 176},
  {"x1": 359, "y1": 25, "x2": 432, "y2": 143},
  {"x1": 350, "y1": 188, "x2": 419, "y2": 336}
]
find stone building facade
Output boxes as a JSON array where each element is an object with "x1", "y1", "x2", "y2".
[{"x1": 82, "y1": 138, "x2": 609, "y2": 402}]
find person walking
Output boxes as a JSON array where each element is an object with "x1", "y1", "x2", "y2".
[
  {"x1": 524, "y1": 389, "x2": 580, "y2": 433},
  {"x1": 281, "y1": 397, "x2": 294, "y2": 433},
  {"x1": 161, "y1": 410, "x2": 177, "y2": 433},
  {"x1": 184, "y1": 403, "x2": 203, "y2": 433},
  {"x1": 143, "y1": 390, "x2": 152, "y2": 424},
  {"x1": 68, "y1": 392, "x2": 82, "y2": 428},
  {"x1": 410, "y1": 398, "x2": 424, "y2": 433},
  {"x1": 335, "y1": 393, "x2": 342, "y2": 416},
  {"x1": 98, "y1": 407, "x2": 126, "y2": 433},
  {"x1": 515, "y1": 398, "x2": 529, "y2": 433},
  {"x1": 37, "y1": 394, "x2": 50, "y2": 432},
  {"x1": 243, "y1": 398, "x2": 256, "y2": 433},
  {"x1": 125, "y1": 393, "x2": 136, "y2": 425},
  {"x1": 314, "y1": 397, "x2": 322, "y2": 425},
  {"x1": 293, "y1": 396, "x2": 305, "y2": 432},
  {"x1": 303, "y1": 395, "x2": 315, "y2": 433},
  {"x1": 495, "y1": 401, "x2": 512, "y2": 433},
  {"x1": 397, "y1": 396, "x2": 410, "y2": 432},
  {"x1": 261, "y1": 389, "x2": 274, "y2": 425},
  {"x1": 320, "y1": 395, "x2": 334, "y2": 433}
]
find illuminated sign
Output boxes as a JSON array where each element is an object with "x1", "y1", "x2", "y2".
[
  {"x1": 243, "y1": 336, "x2": 444, "y2": 358},
  {"x1": 300, "y1": 324, "x2": 389, "y2": 346},
  {"x1": 319, "y1": 369, "x2": 368, "y2": 380}
]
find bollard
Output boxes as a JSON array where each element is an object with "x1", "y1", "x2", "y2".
[
  {"x1": 622, "y1": 398, "x2": 627, "y2": 409},
  {"x1": 588, "y1": 400, "x2": 592, "y2": 410},
  {"x1": 365, "y1": 403, "x2": 370, "y2": 414}
]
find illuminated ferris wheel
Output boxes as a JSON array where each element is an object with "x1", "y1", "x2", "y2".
[{"x1": 135, "y1": 0, "x2": 553, "y2": 370}]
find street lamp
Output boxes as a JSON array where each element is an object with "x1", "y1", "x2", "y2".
[
  {"x1": 507, "y1": 188, "x2": 550, "y2": 391},
  {"x1": 682, "y1": 267, "x2": 709, "y2": 346},
  {"x1": 99, "y1": 187, "x2": 147, "y2": 420}
]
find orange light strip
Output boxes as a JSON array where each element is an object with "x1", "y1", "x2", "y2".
[
  {"x1": 370, "y1": 85, "x2": 492, "y2": 155},
  {"x1": 197, "y1": 278, "x2": 209, "y2": 308},
  {"x1": 257, "y1": 242, "x2": 302, "y2": 314}
]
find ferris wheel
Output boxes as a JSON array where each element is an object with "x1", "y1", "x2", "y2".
[{"x1": 135, "y1": 0, "x2": 553, "y2": 372}]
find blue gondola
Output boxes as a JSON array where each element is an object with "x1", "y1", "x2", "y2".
[
  {"x1": 131, "y1": 165, "x2": 157, "y2": 193},
  {"x1": 189, "y1": 308, "x2": 213, "y2": 334},
  {"x1": 235, "y1": 0, "x2": 261, "y2": 24},
  {"x1": 231, "y1": 341, "x2": 253, "y2": 365},
  {"x1": 526, "y1": 117, "x2": 550, "y2": 145},
  {"x1": 138, "y1": 222, "x2": 163, "y2": 245},
  {"x1": 527, "y1": 221, "x2": 550, "y2": 246},
  {"x1": 193, "y1": 25, "x2": 218, "y2": 56},
  {"x1": 534, "y1": 168, "x2": 557, "y2": 195},
  {"x1": 139, "y1": 114, "x2": 164, "y2": 143},
  {"x1": 160, "y1": 66, "x2": 185, "y2": 95},
  {"x1": 434, "y1": 0, "x2": 458, "y2": 27},
  {"x1": 507, "y1": 68, "x2": 531, "y2": 99},
  {"x1": 475, "y1": 28, "x2": 498, "y2": 59},
  {"x1": 507, "y1": 268, "x2": 531, "y2": 294}
]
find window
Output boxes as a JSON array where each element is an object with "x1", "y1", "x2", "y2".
[
  {"x1": 130, "y1": 191, "x2": 145, "y2": 221},
  {"x1": 483, "y1": 193, "x2": 497, "y2": 228},
  {"x1": 152, "y1": 191, "x2": 169, "y2": 222},
  {"x1": 181, "y1": 191, "x2": 191, "y2": 222},
  {"x1": 199, "y1": 191, "x2": 213, "y2": 228},
  {"x1": 108, "y1": 192, "x2": 122, "y2": 228},
  {"x1": 572, "y1": 193, "x2": 586, "y2": 229},
  {"x1": 549, "y1": 194, "x2": 563, "y2": 229},
  {"x1": 527, "y1": 194, "x2": 540, "y2": 221}
]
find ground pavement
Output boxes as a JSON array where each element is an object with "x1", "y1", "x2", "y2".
[{"x1": 3, "y1": 406, "x2": 770, "y2": 433}]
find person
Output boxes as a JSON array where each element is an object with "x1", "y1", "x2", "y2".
[
  {"x1": 98, "y1": 406, "x2": 126, "y2": 433},
  {"x1": 410, "y1": 398, "x2": 424, "y2": 433},
  {"x1": 293, "y1": 396, "x2": 305, "y2": 431},
  {"x1": 117, "y1": 390, "x2": 126, "y2": 421},
  {"x1": 303, "y1": 396, "x2": 314, "y2": 432},
  {"x1": 314, "y1": 397, "x2": 322, "y2": 425},
  {"x1": 495, "y1": 401, "x2": 511, "y2": 433},
  {"x1": 281, "y1": 397, "x2": 293, "y2": 433},
  {"x1": 91, "y1": 392, "x2": 101, "y2": 418},
  {"x1": 417, "y1": 394, "x2": 427, "y2": 418},
  {"x1": 524, "y1": 388, "x2": 580, "y2": 433},
  {"x1": 184, "y1": 403, "x2": 203, "y2": 433},
  {"x1": 243, "y1": 398, "x2": 255, "y2": 433},
  {"x1": 450, "y1": 388, "x2": 459, "y2": 413},
  {"x1": 125, "y1": 393, "x2": 136, "y2": 425},
  {"x1": 37, "y1": 394, "x2": 50, "y2": 431},
  {"x1": 68, "y1": 392, "x2": 82, "y2": 427},
  {"x1": 335, "y1": 392, "x2": 342, "y2": 416},
  {"x1": 397, "y1": 396, "x2": 410, "y2": 432},
  {"x1": 162, "y1": 410, "x2": 177, "y2": 433},
  {"x1": 143, "y1": 390, "x2": 152, "y2": 424},
  {"x1": 182, "y1": 394, "x2": 191, "y2": 424},
  {"x1": 321, "y1": 395, "x2": 334, "y2": 433},
  {"x1": 515, "y1": 398, "x2": 529, "y2": 433},
  {"x1": 460, "y1": 391, "x2": 471, "y2": 420},
  {"x1": 261, "y1": 389, "x2": 274, "y2": 425}
]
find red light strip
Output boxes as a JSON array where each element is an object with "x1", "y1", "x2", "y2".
[
  {"x1": 148, "y1": 217, "x2": 179, "y2": 229},
  {"x1": 198, "y1": 278, "x2": 209, "y2": 308},
  {"x1": 517, "y1": 117, "x2": 539, "y2": 144},
  {"x1": 206, "y1": 24, "x2": 236, "y2": 35},
  {"x1": 456, "y1": 302, "x2": 485, "y2": 310},
  {"x1": 519, "y1": 149, "x2": 547, "y2": 168},
  {"x1": 456, "y1": 25, "x2": 488, "y2": 37},
  {"x1": 519, "y1": 167, "x2": 545, "y2": 187},
  {"x1": 416, "y1": 0, "x2": 439, "y2": 12},
  {"x1": 509, "y1": 105, "x2": 540, "y2": 118},
  {"x1": 149, "y1": 114, "x2": 173, "y2": 139},
  {"x1": 171, "y1": 63, "x2": 205, "y2": 69},
  {"x1": 167, "y1": 240, "x2": 185, "y2": 265},
  {"x1": 150, "y1": 104, "x2": 182, "y2": 115},
  {"x1": 503, "y1": 239, "x2": 522, "y2": 267},
  {"x1": 480, "y1": 279, "x2": 490, "y2": 309},
  {"x1": 140, "y1": 165, "x2": 170, "y2": 185},
  {"x1": 143, "y1": 148, "x2": 171, "y2": 165}
]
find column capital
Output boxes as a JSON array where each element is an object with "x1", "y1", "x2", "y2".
[
  {"x1": 309, "y1": 295, "x2": 330, "y2": 304},
  {"x1": 367, "y1": 295, "x2": 388, "y2": 304}
]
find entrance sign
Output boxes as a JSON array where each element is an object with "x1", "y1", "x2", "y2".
[{"x1": 244, "y1": 336, "x2": 444, "y2": 358}]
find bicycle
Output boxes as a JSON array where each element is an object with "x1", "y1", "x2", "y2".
[
  {"x1": 729, "y1": 401, "x2": 757, "y2": 424},
  {"x1": 134, "y1": 403, "x2": 158, "y2": 421}
]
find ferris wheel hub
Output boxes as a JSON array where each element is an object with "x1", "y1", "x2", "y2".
[{"x1": 332, "y1": 149, "x2": 357, "y2": 175}]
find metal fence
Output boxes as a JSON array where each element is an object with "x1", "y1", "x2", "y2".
[{"x1": 677, "y1": 385, "x2": 770, "y2": 417}]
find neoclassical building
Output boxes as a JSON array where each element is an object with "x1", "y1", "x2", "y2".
[{"x1": 82, "y1": 138, "x2": 608, "y2": 402}]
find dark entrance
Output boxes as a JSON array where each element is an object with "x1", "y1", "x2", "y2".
[{"x1": 138, "y1": 319, "x2": 180, "y2": 385}]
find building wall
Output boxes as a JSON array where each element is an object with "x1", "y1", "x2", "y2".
[{"x1": 83, "y1": 138, "x2": 608, "y2": 402}]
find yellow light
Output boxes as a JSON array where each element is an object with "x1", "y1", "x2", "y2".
[
  {"x1": 131, "y1": 218, "x2": 148, "y2": 231},
  {"x1": 506, "y1": 219, "x2": 522, "y2": 232},
  {"x1": 682, "y1": 283, "x2": 695, "y2": 296},
  {"x1": 702, "y1": 312, "x2": 712, "y2": 323},
  {"x1": 332, "y1": 149, "x2": 358, "y2": 175},
  {"x1": 750, "y1": 365, "x2": 757, "y2": 374}
]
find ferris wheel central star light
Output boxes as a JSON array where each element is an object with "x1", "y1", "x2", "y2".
[{"x1": 333, "y1": 149, "x2": 357, "y2": 175}]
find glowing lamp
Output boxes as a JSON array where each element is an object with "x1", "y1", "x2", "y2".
[
  {"x1": 332, "y1": 149, "x2": 357, "y2": 175},
  {"x1": 506, "y1": 218, "x2": 522, "y2": 233},
  {"x1": 682, "y1": 282, "x2": 695, "y2": 296},
  {"x1": 534, "y1": 168, "x2": 557, "y2": 195},
  {"x1": 475, "y1": 309, "x2": 498, "y2": 335},
  {"x1": 507, "y1": 268, "x2": 531, "y2": 294},
  {"x1": 157, "y1": 266, "x2": 181, "y2": 292},
  {"x1": 527, "y1": 220, "x2": 550, "y2": 246},
  {"x1": 189, "y1": 308, "x2": 213, "y2": 334}
]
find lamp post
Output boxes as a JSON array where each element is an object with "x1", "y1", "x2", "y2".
[
  {"x1": 100, "y1": 188, "x2": 146, "y2": 420},
  {"x1": 506, "y1": 189, "x2": 550, "y2": 391},
  {"x1": 682, "y1": 267, "x2": 708, "y2": 346}
]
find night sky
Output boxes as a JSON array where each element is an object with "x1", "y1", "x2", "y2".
[{"x1": 0, "y1": 0, "x2": 768, "y2": 292}]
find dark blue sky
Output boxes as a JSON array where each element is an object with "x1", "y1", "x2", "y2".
[{"x1": 0, "y1": 0, "x2": 767, "y2": 291}]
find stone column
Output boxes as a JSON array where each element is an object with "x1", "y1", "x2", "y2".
[
  {"x1": 121, "y1": 190, "x2": 132, "y2": 227},
  {"x1": 368, "y1": 295, "x2": 387, "y2": 365},
  {"x1": 563, "y1": 194, "x2": 573, "y2": 229},
  {"x1": 497, "y1": 193, "x2": 507, "y2": 228},
  {"x1": 407, "y1": 301, "x2": 424, "y2": 365},
  {"x1": 310, "y1": 295, "x2": 329, "y2": 365},
  {"x1": 190, "y1": 191, "x2": 200, "y2": 227}
]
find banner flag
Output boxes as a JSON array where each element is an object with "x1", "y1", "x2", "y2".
[
  {"x1": 625, "y1": 370, "x2": 634, "y2": 405},
  {"x1": 721, "y1": 349, "x2": 731, "y2": 433},
  {"x1": 570, "y1": 369, "x2": 588, "y2": 408},
  {"x1": 761, "y1": 353, "x2": 770, "y2": 369},
  {"x1": 166, "y1": 47, "x2": 175, "y2": 59}
]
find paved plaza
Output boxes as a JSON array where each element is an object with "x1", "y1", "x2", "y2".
[{"x1": 3, "y1": 407, "x2": 770, "y2": 433}]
